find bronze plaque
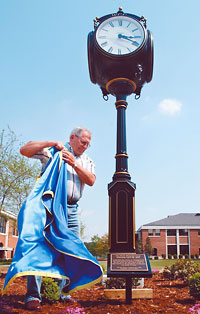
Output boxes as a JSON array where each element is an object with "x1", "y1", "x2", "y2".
[{"x1": 110, "y1": 253, "x2": 148, "y2": 272}]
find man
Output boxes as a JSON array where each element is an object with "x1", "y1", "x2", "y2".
[{"x1": 20, "y1": 126, "x2": 96, "y2": 311}]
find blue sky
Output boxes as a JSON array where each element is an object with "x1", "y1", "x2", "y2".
[{"x1": 1, "y1": 0, "x2": 200, "y2": 240}]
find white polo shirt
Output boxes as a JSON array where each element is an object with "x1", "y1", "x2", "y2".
[{"x1": 32, "y1": 143, "x2": 95, "y2": 204}]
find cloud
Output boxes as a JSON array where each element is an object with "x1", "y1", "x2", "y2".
[{"x1": 158, "y1": 98, "x2": 183, "y2": 115}]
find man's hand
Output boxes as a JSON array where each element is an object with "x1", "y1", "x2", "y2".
[
  {"x1": 55, "y1": 141, "x2": 65, "y2": 151},
  {"x1": 62, "y1": 150, "x2": 95, "y2": 186},
  {"x1": 62, "y1": 150, "x2": 75, "y2": 167}
]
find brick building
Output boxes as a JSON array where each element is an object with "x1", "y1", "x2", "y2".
[
  {"x1": 137, "y1": 213, "x2": 200, "y2": 258},
  {"x1": 0, "y1": 210, "x2": 18, "y2": 259}
]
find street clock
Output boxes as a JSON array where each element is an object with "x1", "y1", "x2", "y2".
[{"x1": 88, "y1": 8, "x2": 153, "y2": 98}]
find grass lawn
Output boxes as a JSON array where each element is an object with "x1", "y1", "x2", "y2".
[
  {"x1": 151, "y1": 258, "x2": 200, "y2": 270},
  {"x1": 150, "y1": 259, "x2": 179, "y2": 270}
]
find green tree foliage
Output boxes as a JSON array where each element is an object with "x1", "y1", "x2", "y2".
[
  {"x1": 86, "y1": 234, "x2": 101, "y2": 257},
  {"x1": 144, "y1": 237, "x2": 153, "y2": 255},
  {"x1": 135, "y1": 238, "x2": 144, "y2": 253},
  {"x1": 85, "y1": 233, "x2": 109, "y2": 258},
  {"x1": 80, "y1": 221, "x2": 86, "y2": 241},
  {"x1": 95, "y1": 233, "x2": 109, "y2": 258},
  {"x1": 0, "y1": 127, "x2": 40, "y2": 214}
]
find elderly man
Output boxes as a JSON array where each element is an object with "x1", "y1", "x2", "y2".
[{"x1": 19, "y1": 126, "x2": 96, "y2": 311}]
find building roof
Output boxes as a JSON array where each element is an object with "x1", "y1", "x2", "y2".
[
  {"x1": 1, "y1": 210, "x2": 17, "y2": 220},
  {"x1": 138, "y1": 213, "x2": 200, "y2": 230}
]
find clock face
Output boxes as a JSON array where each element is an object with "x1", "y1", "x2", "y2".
[{"x1": 96, "y1": 15, "x2": 146, "y2": 56}]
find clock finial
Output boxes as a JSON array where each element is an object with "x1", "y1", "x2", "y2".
[{"x1": 117, "y1": 7, "x2": 124, "y2": 14}]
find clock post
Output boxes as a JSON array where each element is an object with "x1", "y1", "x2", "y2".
[
  {"x1": 87, "y1": 8, "x2": 154, "y2": 304},
  {"x1": 106, "y1": 80, "x2": 152, "y2": 304}
]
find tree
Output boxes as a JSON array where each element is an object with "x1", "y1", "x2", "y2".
[
  {"x1": 80, "y1": 221, "x2": 86, "y2": 241},
  {"x1": 88, "y1": 234, "x2": 100, "y2": 257},
  {"x1": 135, "y1": 238, "x2": 144, "y2": 254},
  {"x1": 0, "y1": 127, "x2": 40, "y2": 214},
  {"x1": 144, "y1": 237, "x2": 153, "y2": 255},
  {"x1": 85, "y1": 234, "x2": 109, "y2": 258},
  {"x1": 95, "y1": 233, "x2": 109, "y2": 258}
]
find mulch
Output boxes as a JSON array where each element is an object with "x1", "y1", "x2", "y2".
[{"x1": 0, "y1": 269, "x2": 198, "y2": 314}]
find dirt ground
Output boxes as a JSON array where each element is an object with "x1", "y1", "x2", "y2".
[{"x1": 0, "y1": 270, "x2": 198, "y2": 314}]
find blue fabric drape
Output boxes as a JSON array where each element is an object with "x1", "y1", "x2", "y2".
[{"x1": 2, "y1": 147, "x2": 103, "y2": 295}]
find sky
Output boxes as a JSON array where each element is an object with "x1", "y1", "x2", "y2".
[{"x1": 1, "y1": 0, "x2": 200, "y2": 241}]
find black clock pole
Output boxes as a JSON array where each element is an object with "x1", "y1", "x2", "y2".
[
  {"x1": 113, "y1": 95, "x2": 130, "y2": 181},
  {"x1": 107, "y1": 90, "x2": 136, "y2": 305},
  {"x1": 106, "y1": 80, "x2": 152, "y2": 305},
  {"x1": 116, "y1": 94, "x2": 135, "y2": 305},
  {"x1": 87, "y1": 7, "x2": 154, "y2": 305}
]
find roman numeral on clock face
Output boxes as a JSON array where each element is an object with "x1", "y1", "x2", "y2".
[
  {"x1": 101, "y1": 41, "x2": 108, "y2": 47},
  {"x1": 96, "y1": 15, "x2": 145, "y2": 56}
]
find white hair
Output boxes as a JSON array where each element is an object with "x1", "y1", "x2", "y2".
[{"x1": 70, "y1": 126, "x2": 92, "y2": 138}]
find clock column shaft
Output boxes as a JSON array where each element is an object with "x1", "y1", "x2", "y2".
[
  {"x1": 113, "y1": 94, "x2": 131, "y2": 181},
  {"x1": 108, "y1": 93, "x2": 136, "y2": 254}
]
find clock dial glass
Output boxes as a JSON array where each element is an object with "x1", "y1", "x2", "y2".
[{"x1": 96, "y1": 16, "x2": 145, "y2": 55}]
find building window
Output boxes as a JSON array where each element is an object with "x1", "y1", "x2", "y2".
[
  {"x1": 155, "y1": 229, "x2": 160, "y2": 236},
  {"x1": 148, "y1": 229, "x2": 153, "y2": 236},
  {"x1": 153, "y1": 248, "x2": 157, "y2": 256},
  {"x1": 179, "y1": 229, "x2": 188, "y2": 236},
  {"x1": 168, "y1": 245, "x2": 177, "y2": 256},
  {"x1": 167, "y1": 229, "x2": 176, "y2": 236},
  {"x1": 12, "y1": 222, "x2": 18, "y2": 236},
  {"x1": 0, "y1": 216, "x2": 6, "y2": 234}
]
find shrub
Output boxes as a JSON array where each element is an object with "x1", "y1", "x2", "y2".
[
  {"x1": 168, "y1": 254, "x2": 172, "y2": 259},
  {"x1": 41, "y1": 277, "x2": 60, "y2": 303},
  {"x1": 189, "y1": 272, "x2": 200, "y2": 299},
  {"x1": 195, "y1": 254, "x2": 199, "y2": 260},
  {"x1": 179, "y1": 254, "x2": 183, "y2": 259},
  {"x1": 185, "y1": 254, "x2": 189, "y2": 259},
  {"x1": 173, "y1": 254, "x2": 177, "y2": 259},
  {"x1": 0, "y1": 258, "x2": 12, "y2": 265},
  {"x1": 162, "y1": 259, "x2": 200, "y2": 284},
  {"x1": 191, "y1": 254, "x2": 195, "y2": 259},
  {"x1": 154, "y1": 256, "x2": 158, "y2": 260},
  {"x1": 161, "y1": 254, "x2": 166, "y2": 259},
  {"x1": 105, "y1": 277, "x2": 140, "y2": 289}
]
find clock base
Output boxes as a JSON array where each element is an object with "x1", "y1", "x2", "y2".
[{"x1": 106, "y1": 78, "x2": 136, "y2": 96}]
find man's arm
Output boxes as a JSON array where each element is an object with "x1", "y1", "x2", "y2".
[
  {"x1": 62, "y1": 150, "x2": 96, "y2": 186},
  {"x1": 73, "y1": 164, "x2": 96, "y2": 186},
  {"x1": 20, "y1": 141, "x2": 65, "y2": 157}
]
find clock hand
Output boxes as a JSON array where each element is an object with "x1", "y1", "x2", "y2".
[{"x1": 118, "y1": 34, "x2": 139, "y2": 46}]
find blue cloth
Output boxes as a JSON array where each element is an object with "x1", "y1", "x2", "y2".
[
  {"x1": 2, "y1": 147, "x2": 103, "y2": 296},
  {"x1": 25, "y1": 204, "x2": 81, "y2": 303}
]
